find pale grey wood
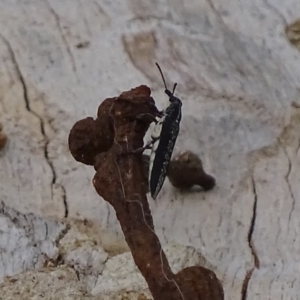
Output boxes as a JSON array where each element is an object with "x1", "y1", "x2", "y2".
[
  {"x1": 0, "y1": 201, "x2": 66, "y2": 282},
  {"x1": 0, "y1": 0, "x2": 299, "y2": 299}
]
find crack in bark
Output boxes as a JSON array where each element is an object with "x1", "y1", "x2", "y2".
[
  {"x1": 241, "y1": 176, "x2": 260, "y2": 300},
  {"x1": 249, "y1": 176, "x2": 260, "y2": 269},
  {"x1": 282, "y1": 148, "x2": 295, "y2": 225},
  {"x1": 241, "y1": 268, "x2": 254, "y2": 300},
  {"x1": 61, "y1": 185, "x2": 69, "y2": 218},
  {"x1": 45, "y1": 223, "x2": 49, "y2": 240},
  {"x1": 55, "y1": 222, "x2": 70, "y2": 246},
  {"x1": 0, "y1": 35, "x2": 68, "y2": 218},
  {"x1": 45, "y1": 0, "x2": 77, "y2": 75}
]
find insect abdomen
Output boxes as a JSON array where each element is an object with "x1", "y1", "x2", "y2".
[{"x1": 149, "y1": 101, "x2": 181, "y2": 199}]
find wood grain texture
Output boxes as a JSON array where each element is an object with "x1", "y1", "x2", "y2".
[
  {"x1": 0, "y1": 201, "x2": 66, "y2": 282},
  {"x1": 0, "y1": 0, "x2": 300, "y2": 299}
]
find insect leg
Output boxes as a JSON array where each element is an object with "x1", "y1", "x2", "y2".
[
  {"x1": 131, "y1": 137, "x2": 159, "y2": 154},
  {"x1": 136, "y1": 113, "x2": 159, "y2": 124}
]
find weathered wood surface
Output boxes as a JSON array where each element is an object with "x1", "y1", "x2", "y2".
[{"x1": 0, "y1": 1, "x2": 300, "y2": 299}]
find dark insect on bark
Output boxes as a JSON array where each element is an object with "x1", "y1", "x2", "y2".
[
  {"x1": 148, "y1": 63, "x2": 182, "y2": 199},
  {"x1": 129, "y1": 64, "x2": 182, "y2": 199}
]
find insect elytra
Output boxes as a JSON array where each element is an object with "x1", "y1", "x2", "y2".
[{"x1": 148, "y1": 63, "x2": 182, "y2": 199}]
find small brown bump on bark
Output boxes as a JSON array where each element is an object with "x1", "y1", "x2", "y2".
[
  {"x1": 286, "y1": 19, "x2": 300, "y2": 50},
  {"x1": 168, "y1": 151, "x2": 216, "y2": 191},
  {"x1": 0, "y1": 123, "x2": 7, "y2": 150},
  {"x1": 76, "y1": 41, "x2": 90, "y2": 49}
]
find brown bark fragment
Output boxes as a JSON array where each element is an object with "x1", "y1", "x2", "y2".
[
  {"x1": 168, "y1": 151, "x2": 215, "y2": 191},
  {"x1": 68, "y1": 85, "x2": 224, "y2": 300}
]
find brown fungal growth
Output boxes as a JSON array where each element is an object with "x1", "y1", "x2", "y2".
[
  {"x1": 168, "y1": 151, "x2": 216, "y2": 191},
  {"x1": 0, "y1": 123, "x2": 7, "y2": 151},
  {"x1": 68, "y1": 85, "x2": 223, "y2": 300}
]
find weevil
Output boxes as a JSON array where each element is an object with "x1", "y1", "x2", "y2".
[{"x1": 133, "y1": 63, "x2": 182, "y2": 199}]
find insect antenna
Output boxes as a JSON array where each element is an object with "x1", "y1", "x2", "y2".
[
  {"x1": 172, "y1": 83, "x2": 177, "y2": 95},
  {"x1": 155, "y1": 62, "x2": 168, "y2": 91}
]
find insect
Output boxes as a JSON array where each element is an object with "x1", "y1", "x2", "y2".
[
  {"x1": 144, "y1": 63, "x2": 183, "y2": 199},
  {"x1": 130, "y1": 64, "x2": 182, "y2": 199}
]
